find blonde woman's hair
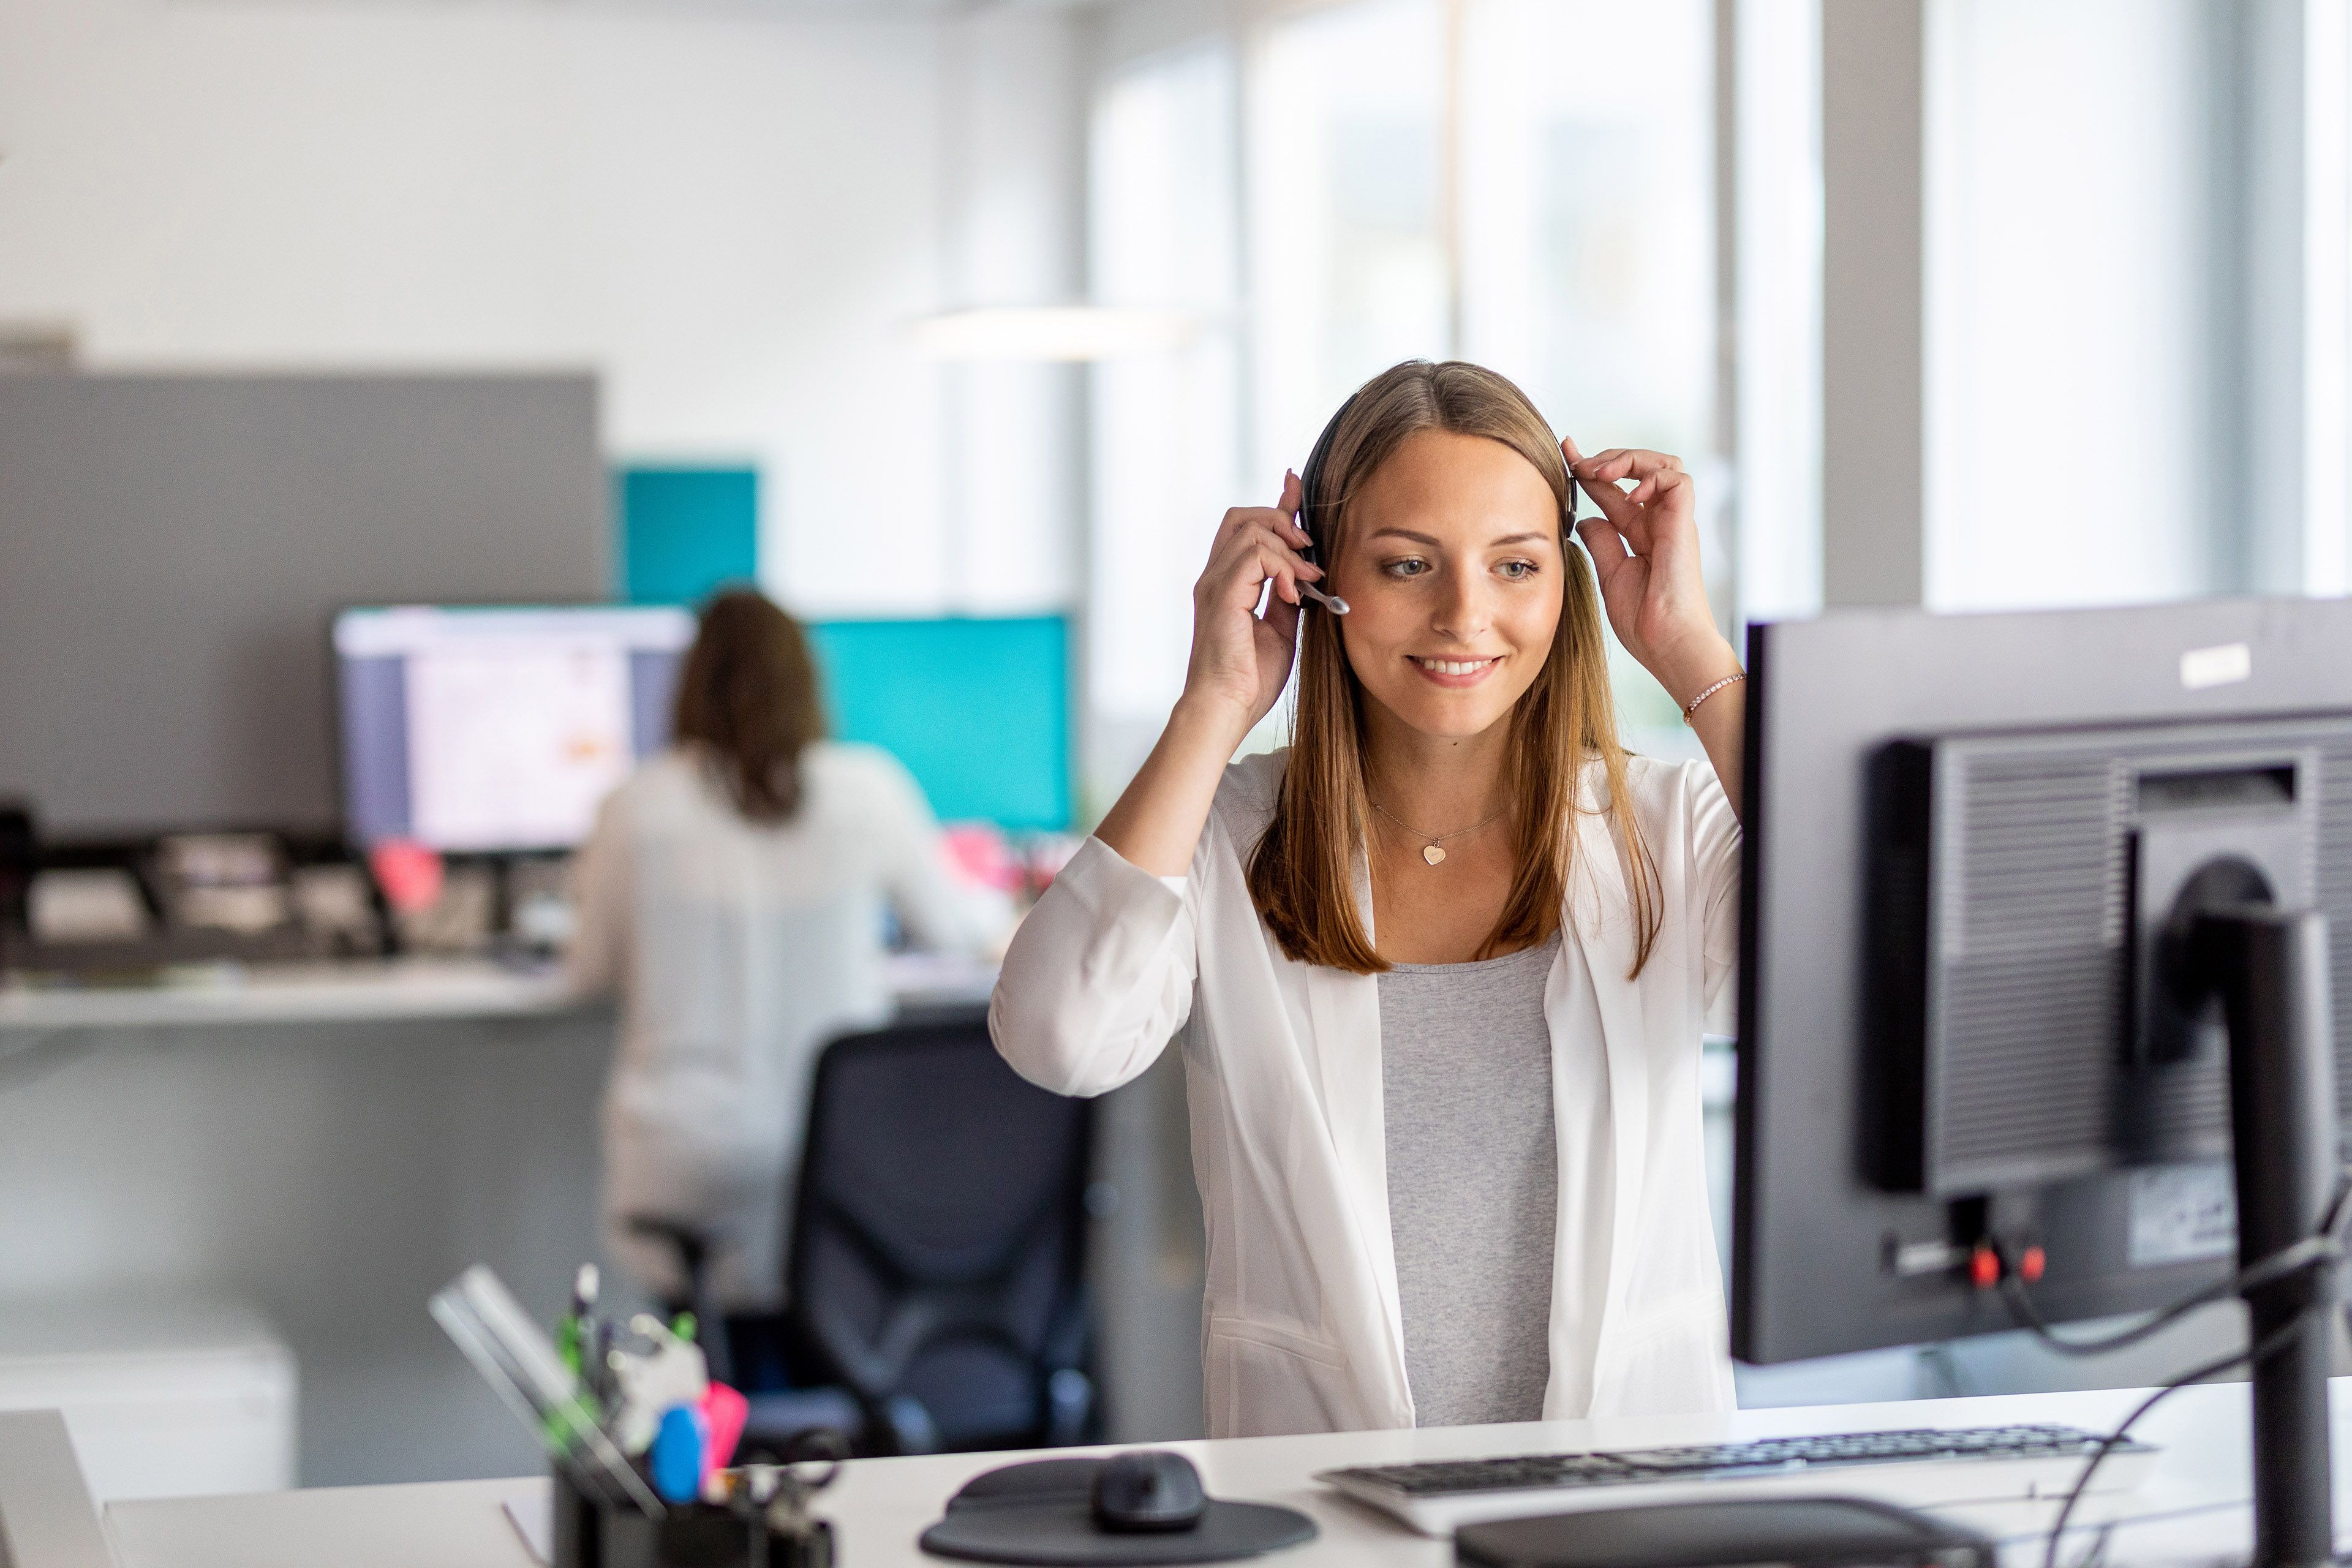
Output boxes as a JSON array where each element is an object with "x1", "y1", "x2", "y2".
[{"x1": 1245, "y1": 360, "x2": 1660, "y2": 976}]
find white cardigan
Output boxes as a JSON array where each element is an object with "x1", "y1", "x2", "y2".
[
  {"x1": 571, "y1": 742, "x2": 1006, "y2": 1303},
  {"x1": 990, "y1": 748, "x2": 1740, "y2": 1438}
]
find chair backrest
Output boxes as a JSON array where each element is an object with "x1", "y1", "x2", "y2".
[{"x1": 786, "y1": 1014, "x2": 1093, "y2": 1450}]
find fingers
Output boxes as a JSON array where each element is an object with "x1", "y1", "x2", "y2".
[
  {"x1": 1219, "y1": 499, "x2": 1312, "y2": 554},
  {"x1": 1629, "y1": 464, "x2": 1692, "y2": 510},
  {"x1": 1575, "y1": 447, "x2": 1684, "y2": 480},
  {"x1": 1261, "y1": 576, "x2": 1301, "y2": 646},
  {"x1": 1202, "y1": 513, "x2": 1323, "y2": 608},
  {"x1": 1569, "y1": 446, "x2": 1685, "y2": 505},
  {"x1": 1280, "y1": 468, "x2": 1304, "y2": 529},
  {"x1": 1562, "y1": 444, "x2": 1693, "y2": 546},
  {"x1": 1574, "y1": 516, "x2": 1634, "y2": 594}
]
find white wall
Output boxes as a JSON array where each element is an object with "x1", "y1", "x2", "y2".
[{"x1": 0, "y1": 0, "x2": 1082, "y2": 616}]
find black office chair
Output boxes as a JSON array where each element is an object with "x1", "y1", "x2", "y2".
[{"x1": 630, "y1": 1011, "x2": 1098, "y2": 1458}]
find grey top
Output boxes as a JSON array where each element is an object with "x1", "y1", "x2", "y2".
[{"x1": 1379, "y1": 933, "x2": 1563, "y2": 1427}]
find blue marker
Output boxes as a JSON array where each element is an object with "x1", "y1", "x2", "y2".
[{"x1": 649, "y1": 1404, "x2": 709, "y2": 1504}]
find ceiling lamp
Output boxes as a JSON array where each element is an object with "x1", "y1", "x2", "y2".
[{"x1": 908, "y1": 305, "x2": 1201, "y2": 362}]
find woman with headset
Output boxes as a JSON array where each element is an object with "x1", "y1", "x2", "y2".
[{"x1": 992, "y1": 361, "x2": 1746, "y2": 1436}]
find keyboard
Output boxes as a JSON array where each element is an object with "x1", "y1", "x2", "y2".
[{"x1": 1317, "y1": 1423, "x2": 2158, "y2": 1537}]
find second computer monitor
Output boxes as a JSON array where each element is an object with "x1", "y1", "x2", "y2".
[
  {"x1": 1733, "y1": 597, "x2": 2352, "y2": 1364},
  {"x1": 335, "y1": 605, "x2": 695, "y2": 853}
]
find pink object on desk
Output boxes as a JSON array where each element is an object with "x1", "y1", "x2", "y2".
[
  {"x1": 700, "y1": 1382, "x2": 748, "y2": 1479},
  {"x1": 368, "y1": 839, "x2": 443, "y2": 913}
]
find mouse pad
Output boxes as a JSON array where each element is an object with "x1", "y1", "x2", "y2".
[{"x1": 919, "y1": 1458, "x2": 1317, "y2": 1566}]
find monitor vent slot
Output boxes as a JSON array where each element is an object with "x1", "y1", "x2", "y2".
[
  {"x1": 1935, "y1": 951, "x2": 2117, "y2": 1180},
  {"x1": 1929, "y1": 753, "x2": 2129, "y2": 1188},
  {"x1": 1944, "y1": 755, "x2": 2128, "y2": 960},
  {"x1": 2318, "y1": 740, "x2": 2352, "y2": 1123},
  {"x1": 1919, "y1": 731, "x2": 2348, "y2": 1194}
]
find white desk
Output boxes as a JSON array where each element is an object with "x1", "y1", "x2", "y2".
[
  {"x1": 0, "y1": 951, "x2": 998, "y2": 1032},
  {"x1": 101, "y1": 1381, "x2": 2352, "y2": 1568},
  {"x1": 0, "y1": 952, "x2": 1000, "y2": 1489}
]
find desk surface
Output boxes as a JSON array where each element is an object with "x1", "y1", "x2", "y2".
[
  {"x1": 103, "y1": 1381, "x2": 2352, "y2": 1568},
  {"x1": 0, "y1": 952, "x2": 997, "y2": 1032}
]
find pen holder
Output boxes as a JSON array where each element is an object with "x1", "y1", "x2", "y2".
[{"x1": 551, "y1": 1468, "x2": 834, "y2": 1568}]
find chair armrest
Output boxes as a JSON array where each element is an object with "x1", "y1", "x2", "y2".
[{"x1": 875, "y1": 1393, "x2": 941, "y2": 1456}]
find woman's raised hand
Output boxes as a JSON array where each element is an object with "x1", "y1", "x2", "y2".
[
  {"x1": 1178, "y1": 470, "x2": 1324, "y2": 745},
  {"x1": 1562, "y1": 438, "x2": 1739, "y2": 709},
  {"x1": 1095, "y1": 473, "x2": 1323, "y2": 875}
]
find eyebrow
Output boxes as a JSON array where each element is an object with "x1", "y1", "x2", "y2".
[{"x1": 1365, "y1": 527, "x2": 1552, "y2": 548}]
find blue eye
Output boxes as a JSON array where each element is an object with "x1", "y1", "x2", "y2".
[
  {"x1": 1498, "y1": 559, "x2": 1539, "y2": 581},
  {"x1": 1383, "y1": 557, "x2": 1431, "y2": 579}
]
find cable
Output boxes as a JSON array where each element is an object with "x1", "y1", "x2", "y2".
[
  {"x1": 1997, "y1": 1170, "x2": 2352, "y2": 1360},
  {"x1": 2039, "y1": 1304, "x2": 2318, "y2": 1568},
  {"x1": 1999, "y1": 1233, "x2": 2342, "y2": 1359},
  {"x1": 2028, "y1": 1172, "x2": 2352, "y2": 1568}
]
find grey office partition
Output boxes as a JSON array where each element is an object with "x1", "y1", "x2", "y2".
[{"x1": 0, "y1": 374, "x2": 606, "y2": 835}]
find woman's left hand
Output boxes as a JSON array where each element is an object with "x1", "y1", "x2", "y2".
[{"x1": 1561, "y1": 437, "x2": 1740, "y2": 707}]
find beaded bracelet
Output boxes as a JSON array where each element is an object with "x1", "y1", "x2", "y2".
[{"x1": 1681, "y1": 671, "x2": 1746, "y2": 726}]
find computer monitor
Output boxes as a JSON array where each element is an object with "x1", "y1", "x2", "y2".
[
  {"x1": 807, "y1": 616, "x2": 1072, "y2": 832},
  {"x1": 334, "y1": 605, "x2": 695, "y2": 852},
  {"x1": 1734, "y1": 597, "x2": 2352, "y2": 1558}
]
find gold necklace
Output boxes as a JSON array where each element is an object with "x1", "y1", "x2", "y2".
[{"x1": 1369, "y1": 799, "x2": 1508, "y2": 866}]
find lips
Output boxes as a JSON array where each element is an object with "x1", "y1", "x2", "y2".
[{"x1": 1409, "y1": 655, "x2": 1501, "y2": 687}]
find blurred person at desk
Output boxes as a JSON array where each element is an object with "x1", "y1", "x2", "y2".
[{"x1": 569, "y1": 589, "x2": 1008, "y2": 1307}]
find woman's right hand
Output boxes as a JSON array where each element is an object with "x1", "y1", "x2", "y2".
[
  {"x1": 1093, "y1": 473, "x2": 1324, "y2": 876},
  {"x1": 1178, "y1": 469, "x2": 1323, "y2": 746}
]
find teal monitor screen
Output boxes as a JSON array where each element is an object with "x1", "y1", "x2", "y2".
[{"x1": 809, "y1": 616, "x2": 1071, "y2": 831}]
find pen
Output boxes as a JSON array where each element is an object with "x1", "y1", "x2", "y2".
[
  {"x1": 564, "y1": 1269, "x2": 602, "y2": 1392},
  {"x1": 558, "y1": 1263, "x2": 598, "y2": 1385}
]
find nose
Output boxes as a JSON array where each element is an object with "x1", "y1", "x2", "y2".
[{"x1": 1430, "y1": 564, "x2": 1494, "y2": 646}]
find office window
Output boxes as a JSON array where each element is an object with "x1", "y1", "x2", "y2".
[
  {"x1": 1457, "y1": 0, "x2": 1717, "y2": 739},
  {"x1": 1249, "y1": 0, "x2": 1450, "y2": 482},
  {"x1": 1247, "y1": 0, "x2": 1719, "y2": 745},
  {"x1": 1926, "y1": 1, "x2": 2228, "y2": 612},
  {"x1": 1088, "y1": 1, "x2": 1728, "y2": 799},
  {"x1": 1458, "y1": 1, "x2": 1713, "y2": 478},
  {"x1": 1087, "y1": 45, "x2": 1244, "y2": 807},
  {"x1": 1729, "y1": 0, "x2": 1824, "y2": 628},
  {"x1": 2310, "y1": 0, "x2": 2351, "y2": 598}
]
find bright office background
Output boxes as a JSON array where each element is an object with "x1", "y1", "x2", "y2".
[
  {"x1": 5, "y1": 0, "x2": 2343, "y2": 820},
  {"x1": 1, "y1": 0, "x2": 2350, "y2": 1465}
]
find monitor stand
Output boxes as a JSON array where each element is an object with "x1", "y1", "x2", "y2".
[{"x1": 2185, "y1": 894, "x2": 2338, "y2": 1568}]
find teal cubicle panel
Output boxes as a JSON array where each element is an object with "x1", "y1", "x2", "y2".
[
  {"x1": 616, "y1": 467, "x2": 758, "y2": 605},
  {"x1": 809, "y1": 617, "x2": 1072, "y2": 831}
]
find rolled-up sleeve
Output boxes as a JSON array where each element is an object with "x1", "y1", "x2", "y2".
[{"x1": 989, "y1": 834, "x2": 1201, "y2": 1098}]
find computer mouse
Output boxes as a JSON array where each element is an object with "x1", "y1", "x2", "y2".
[{"x1": 1090, "y1": 1450, "x2": 1207, "y2": 1533}]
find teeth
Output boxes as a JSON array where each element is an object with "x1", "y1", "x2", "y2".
[{"x1": 1415, "y1": 657, "x2": 1494, "y2": 676}]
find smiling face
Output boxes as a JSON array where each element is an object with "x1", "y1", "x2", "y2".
[{"x1": 1327, "y1": 427, "x2": 1567, "y2": 744}]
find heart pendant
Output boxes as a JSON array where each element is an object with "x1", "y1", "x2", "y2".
[{"x1": 1422, "y1": 844, "x2": 1446, "y2": 865}]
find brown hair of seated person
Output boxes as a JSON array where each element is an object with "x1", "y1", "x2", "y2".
[{"x1": 672, "y1": 588, "x2": 827, "y2": 823}]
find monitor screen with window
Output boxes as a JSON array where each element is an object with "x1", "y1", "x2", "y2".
[{"x1": 334, "y1": 605, "x2": 696, "y2": 852}]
